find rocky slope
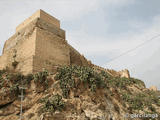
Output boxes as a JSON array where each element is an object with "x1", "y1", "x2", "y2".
[{"x1": 0, "y1": 66, "x2": 160, "y2": 120}]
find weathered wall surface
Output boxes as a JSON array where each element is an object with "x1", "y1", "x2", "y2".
[
  {"x1": 0, "y1": 25, "x2": 37, "y2": 74},
  {"x1": 93, "y1": 64, "x2": 130, "y2": 78},
  {"x1": 68, "y1": 44, "x2": 89, "y2": 66},
  {"x1": 149, "y1": 86, "x2": 158, "y2": 91},
  {"x1": 39, "y1": 10, "x2": 60, "y2": 28},
  {"x1": 16, "y1": 9, "x2": 60, "y2": 32},
  {"x1": 118, "y1": 69, "x2": 130, "y2": 78},
  {"x1": 0, "y1": 10, "x2": 91, "y2": 74},
  {"x1": 33, "y1": 27, "x2": 70, "y2": 73},
  {"x1": 0, "y1": 54, "x2": 8, "y2": 70},
  {"x1": 36, "y1": 18, "x2": 65, "y2": 39},
  {"x1": 14, "y1": 30, "x2": 36, "y2": 74},
  {"x1": 3, "y1": 19, "x2": 37, "y2": 54}
]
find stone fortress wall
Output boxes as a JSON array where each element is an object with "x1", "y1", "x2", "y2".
[
  {"x1": 0, "y1": 9, "x2": 130, "y2": 78},
  {"x1": 93, "y1": 64, "x2": 130, "y2": 78},
  {"x1": 0, "y1": 10, "x2": 92, "y2": 74},
  {"x1": 16, "y1": 9, "x2": 60, "y2": 32},
  {"x1": 0, "y1": 22, "x2": 37, "y2": 74}
]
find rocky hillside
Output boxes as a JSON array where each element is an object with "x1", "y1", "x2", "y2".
[{"x1": 0, "y1": 66, "x2": 160, "y2": 120}]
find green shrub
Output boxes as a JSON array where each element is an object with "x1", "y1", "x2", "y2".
[
  {"x1": 122, "y1": 92, "x2": 158, "y2": 112},
  {"x1": 131, "y1": 78, "x2": 146, "y2": 87},
  {"x1": 105, "y1": 76, "x2": 145, "y2": 90},
  {"x1": 100, "y1": 70, "x2": 110, "y2": 78},
  {"x1": 55, "y1": 66, "x2": 106, "y2": 98},
  {"x1": 34, "y1": 69, "x2": 49, "y2": 87},
  {"x1": 0, "y1": 69, "x2": 6, "y2": 76},
  {"x1": 55, "y1": 66, "x2": 145, "y2": 98},
  {"x1": 40, "y1": 94, "x2": 65, "y2": 113},
  {"x1": 0, "y1": 76, "x2": 4, "y2": 89},
  {"x1": 145, "y1": 90, "x2": 160, "y2": 106},
  {"x1": 10, "y1": 83, "x2": 19, "y2": 96},
  {"x1": 0, "y1": 71, "x2": 34, "y2": 96},
  {"x1": 24, "y1": 74, "x2": 33, "y2": 85},
  {"x1": 7, "y1": 73, "x2": 24, "y2": 84}
]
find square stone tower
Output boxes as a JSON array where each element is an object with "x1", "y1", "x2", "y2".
[{"x1": 0, "y1": 10, "x2": 90, "y2": 74}]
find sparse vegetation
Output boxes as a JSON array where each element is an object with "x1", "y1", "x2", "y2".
[
  {"x1": 0, "y1": 71, "x2": 33, "y2": 96},
  {"x1": 55, "y1": 65, "x2": 106, "y2": 98},
  {"x1": 54, "y1": 65, "x2": 147, "y2": 98},
  {"x1": 0, "y1": 65, "x2": 159, "y2": 119},
  {"x1": 0, "y1": 69, "x2": 7, "y2": 88},
  {"x1": 121, "y1": 91, "x2": 160, "y2": 112},
  {"x1": 104, "y1": 76, "x2": 145, "y2": 89},
  {"x1": 39, "y1": 94, "x2": 65, "y2": 113},
  {"x1": 6, "y1": 73, "x2": 23, "y2": 96},
  {"x1": 7, "y1": 73, "x2": 24, "y2": 84},
  {"x1": 34, "y1": 69, "x2": 49, "y2": 88},
  {"x1": 10, "y1": 83, "x2": 19, "y2": 95},
  {"x1": 0, "y1": 76, "x2": 4, "y2": 89},
  {"x1": 24, "y1": 74, "x2": 34, "y2": 85},
  {"x1": 0, "y1": 69, "x2": 6, "y2": 76}
]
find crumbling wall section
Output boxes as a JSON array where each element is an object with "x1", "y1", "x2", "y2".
[
  {"x1": 0, "y1": 24, "x2": 37, "y2": 74},
  {"x1": 93, "y1": 64, "x2": 130, "y2": 78}
]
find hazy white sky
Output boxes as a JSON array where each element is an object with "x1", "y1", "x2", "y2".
[{"x1": 0, "y1": 0, "x2": 160, "y2": 89}]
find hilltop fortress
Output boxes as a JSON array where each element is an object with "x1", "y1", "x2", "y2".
[
  {"x1": 0, "y1": 10, "x2": 130, "y2": 78},
  {"x1": 0, "y1": 10, "x2": 92, "y2": 74}
]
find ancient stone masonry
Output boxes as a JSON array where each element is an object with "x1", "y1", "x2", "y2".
[
  {"x1": 149, "y1": 86, "x2": 158, "y2": 91},
  {"x1": 93, "y1": 64, "x2": 130, "y2": 78},
  {"x1": 0, "y1": 10, "x2": 91, "y2": 74},
  {"x1": 0, "y1": 9, "x2": 130, "y2": 78}
]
